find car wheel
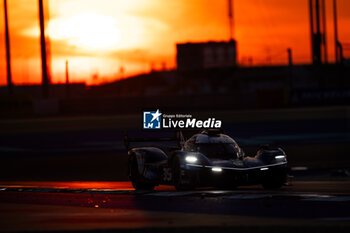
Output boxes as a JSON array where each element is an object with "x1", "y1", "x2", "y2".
[
  {"x1": 130, "y1": 156, "x2": 154, "y2": 190},
  {"x1": 172, "y1": 157, "x2": 195, "y2": 191}
]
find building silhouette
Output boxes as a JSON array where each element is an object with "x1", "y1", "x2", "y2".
[{"x1": 177, "y1": 40, "x2": 237, "y2": 72}]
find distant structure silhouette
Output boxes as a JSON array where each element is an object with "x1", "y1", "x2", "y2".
[
  {"x1": 333, "y1": 0, "x2": 344, "y2": 64},
  {"x1": 309, "y1": 0, "x2": 328, "y2": 65},
  {"x1": 228, "y1": 0, "x2": 234, "y2": 41},
  {"x1": 39, "y1": 0, "x2": 51, "y2": 98},
  {"x1": 3, "y1": 0, "x2": 13, "y2": 95},
  {"x1": 176, "y1": 41, "x2": 237, "y2": 72},
  {"x1": 65, "y1": 60, "x2": 70, "y2": 99}
]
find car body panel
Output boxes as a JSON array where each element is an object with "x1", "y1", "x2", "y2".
[{"x1": 126, "y1": 130, "x2": 288, "y2": 189}]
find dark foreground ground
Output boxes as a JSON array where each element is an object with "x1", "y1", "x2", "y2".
[{"x1": 0, "y1": 181, "x2": 350, "y2": 233}]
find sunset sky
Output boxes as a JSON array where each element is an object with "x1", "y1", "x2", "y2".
[{"x1": 0, "y1": 0, "x2": 349, "y2": 85}]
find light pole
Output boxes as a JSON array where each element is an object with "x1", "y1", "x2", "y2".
[
  {"x1": 4, "y1": 0, "x2": 13, "y2": 95},
  {"x1": 39, "y1": 0, "x2": 50, "y2": 98}
]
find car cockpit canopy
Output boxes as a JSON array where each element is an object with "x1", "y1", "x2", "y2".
[{"x1": 183, "y1": 130, "x2": 243, "y2": 159}]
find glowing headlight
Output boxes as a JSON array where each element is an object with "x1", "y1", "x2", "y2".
[
  {"x1": 260, "y1": 167, "x2": 269, "y2": 171},
  {"x1": 212, "y1": 167, "x2": 222, "y2": 172},
  {"x1": 275, "y1": 155, "x2": 285, "y2": 159},
  {"x1": 185, "y1": 156, "x2": 197, "y2": 163}
]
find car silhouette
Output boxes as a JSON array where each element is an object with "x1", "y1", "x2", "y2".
[{"x1": 125, "y1": 129, "x2": 288, "y2": 190}]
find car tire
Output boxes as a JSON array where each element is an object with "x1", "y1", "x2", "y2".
[
  {"x1": 172, "y1": 157, "x2": 195, "y2": 191},
  {"x1": 129, "y1": 156, "x2": 155, "y2": 190}
]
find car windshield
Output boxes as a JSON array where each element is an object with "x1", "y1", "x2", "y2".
[{"x1": 195, "y1": 143, "x2": 240, "y2": 159}]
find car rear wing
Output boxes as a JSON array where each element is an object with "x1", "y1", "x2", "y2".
[{"x1": 123, "y1": 131, "x2": 185, "y2": 151}]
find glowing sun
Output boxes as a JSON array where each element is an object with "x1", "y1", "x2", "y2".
[{"x1": 52, "y1": 12, "x2": 120, "y2": 50}]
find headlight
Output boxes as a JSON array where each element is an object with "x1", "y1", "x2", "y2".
[
  {"x1": 211, "y1": 167, "x2": 222, "y2": 172},
  {"x1": 275, "y1": 155, "x2": 285, "y2": 159},
  {"x1": 185, "y1": 155, "x2": 197, "y2": 163}
]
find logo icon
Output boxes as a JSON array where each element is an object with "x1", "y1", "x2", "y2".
[{"x1": 143, "y1": 109, "x2": 162, "y2": 129}]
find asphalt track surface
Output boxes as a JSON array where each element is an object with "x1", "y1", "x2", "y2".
[{"x1": 1, "y1": 181, "x2": 350, "y2": 233}]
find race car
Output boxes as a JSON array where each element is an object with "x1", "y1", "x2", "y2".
[{"x1": 125, "y1": 129, "x2": 288, "y2": 190}]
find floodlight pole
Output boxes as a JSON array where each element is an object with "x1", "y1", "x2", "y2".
[
  {"x1": 333, "y1": 0, "x2": 339, "y2": 63},
  {"x1": 4, "y1": 0, "x2": 13, "y2": 95},
  {"x1": 228, "y1": 0, "x2": 234, "y2": 41},
  {"x1": 39, "y1": 0, "x2": 50, "y2": 98},
  {"x1": 65, "y1": 60, "x2": 70, "y2": 98}
]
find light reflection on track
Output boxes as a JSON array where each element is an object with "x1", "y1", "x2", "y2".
[
  {"x1": 1, "y1": 181, "x2": 350, "y2": 232},
  {"x1": 0, "y1": 181, "x2": 350, "y2": 199},
  {"x1": 0, "y1": 181, "x2": 134, "y2": 190},
  {"x1": 1, "y1": 181, "x2": 350, "y2": 193},
  {"x1": 0, "y1": 181, "x2": 173, "y2": 191}
]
